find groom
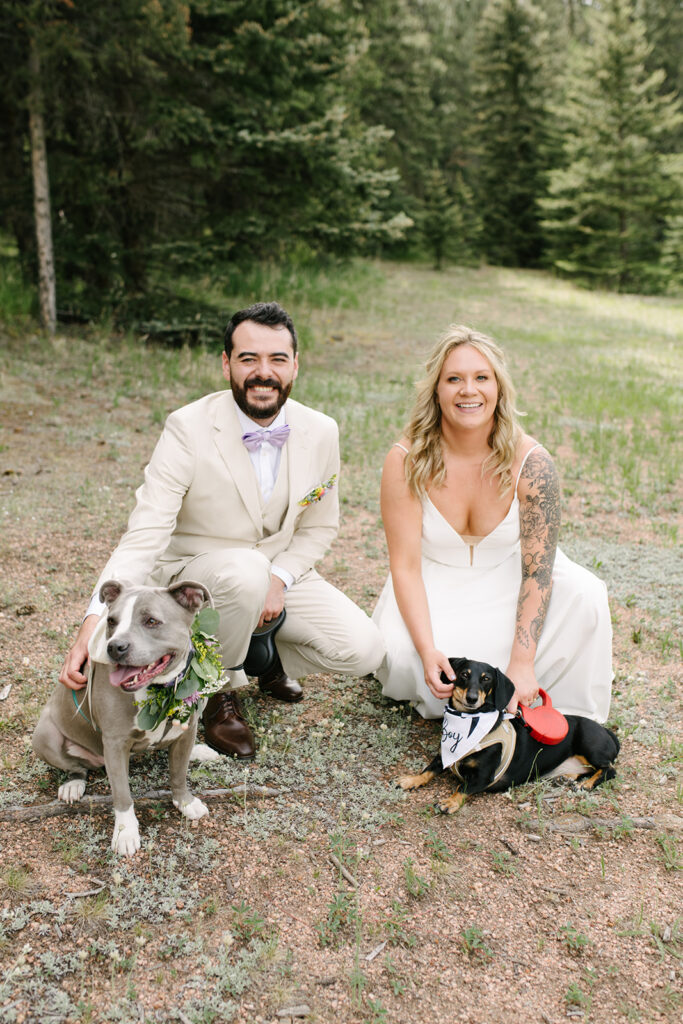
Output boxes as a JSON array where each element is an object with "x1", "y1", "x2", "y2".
[{"x1": 59, "y1": 301, "x2": 385, "y2": 758}]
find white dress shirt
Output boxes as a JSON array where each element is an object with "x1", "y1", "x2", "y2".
[{"x1": 235, "y1": 405, "x2": 293, "y2": 591}]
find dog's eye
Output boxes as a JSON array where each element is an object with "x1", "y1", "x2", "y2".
[
  {"x1": 481, "y1": 674, "x2": 490, "y2": 683},
  {"x1": 145, "y1": 617, "x2": 161, "y2": 628},
  {"x1": 107, "y1": 617, "x2": 116, "y2": 629}
]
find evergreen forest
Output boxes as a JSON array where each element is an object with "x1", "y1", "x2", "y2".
[{"x1": 1, "y1": 0, "x2": 682, "y2": 334}]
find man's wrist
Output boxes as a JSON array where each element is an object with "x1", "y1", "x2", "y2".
[{"x1": 271, "y1": 565, "x2": 293, "y2": 591}]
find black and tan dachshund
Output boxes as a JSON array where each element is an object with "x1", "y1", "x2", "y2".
[{"x1": 397, "y1": 658, "x2": 620, "y2": 814}]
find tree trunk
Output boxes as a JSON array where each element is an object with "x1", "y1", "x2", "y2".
[{"x1": 28, "y1": 37, "x2": 56, "y2": 334}]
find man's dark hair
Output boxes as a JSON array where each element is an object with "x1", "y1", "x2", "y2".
[{"x1": 224, "y1": 301, "x2": 298, "y2": 357}]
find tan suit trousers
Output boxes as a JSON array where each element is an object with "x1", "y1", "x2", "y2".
[{"x1": 154, "y1": 548, "x2": 385, "y2": 689}]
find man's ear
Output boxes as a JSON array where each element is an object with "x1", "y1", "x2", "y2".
[{"x1": 494, "y1": 668, "x2": 516, "y2": 711}]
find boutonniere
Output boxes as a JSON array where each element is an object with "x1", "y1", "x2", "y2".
[
  {"x1": 133, "y1": 607, "x2": 226, "y2": 731},
  {"x1": 298, "y1": 474, "x2": 337, "y2": 507}
]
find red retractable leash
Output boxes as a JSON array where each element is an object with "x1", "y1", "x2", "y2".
[{"x1": 517, "y1": 688, "x2": 568, "y2": 744}]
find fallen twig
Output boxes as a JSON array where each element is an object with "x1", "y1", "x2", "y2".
[
  {"x1": 0, "y1": 785, "x2": 283, "y2": 822},
  {"x1": 65, "y1": 879, "x2": 107, "y2": 899},
  {"x1": 522, "y1": 815, "x2": 677, "y2": 835},
  {"x1": 328, "y1": 853, "x2": 358, "y2": 888},
  {"x1": 365, "y1": 940, "x2": 387, "y2": 962}
]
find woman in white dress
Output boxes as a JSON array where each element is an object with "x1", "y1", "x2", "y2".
[{"x1": 372, "y1": 325, "x2": 612, "y2": 721}]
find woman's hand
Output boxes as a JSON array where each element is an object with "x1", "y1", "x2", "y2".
[
  {"x1": 421, "y1": 649, "x2": 456, "y2": 700},
  {"x1": 505, "y1": 661, "x2": 539, "y2": 714}
]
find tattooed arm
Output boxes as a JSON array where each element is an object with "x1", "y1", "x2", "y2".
[{"x1": 506, "y1": 446, "x2": 561, "y2": 712}]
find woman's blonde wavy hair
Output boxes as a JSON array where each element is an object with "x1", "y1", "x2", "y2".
[{"x1": 404, "y1": 325, "x2": 523, "y2": 498}]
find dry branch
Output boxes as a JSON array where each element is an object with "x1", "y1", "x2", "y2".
[
  {"x1": 328, "y1": 852, "x2": 358, "y2": 888},
  {"x1": 0, "y1": 784, "x2": 282, "y2": 822},
  {"x1": 523, "y1": 814, "x2": 683, "y2": 835}
]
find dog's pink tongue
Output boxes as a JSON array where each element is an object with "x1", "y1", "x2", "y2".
[{"x1": 109, "y1": 664, "x2": 142, "y2": 687}]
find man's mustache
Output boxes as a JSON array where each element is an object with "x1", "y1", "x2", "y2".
[{"x1": 246, "y1": 378, "x2": 281, "y2": 390}]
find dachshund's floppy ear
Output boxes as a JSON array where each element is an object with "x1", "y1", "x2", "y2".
[{"x1": 493, "y1": 668, "x2": 516, "y2": 711}]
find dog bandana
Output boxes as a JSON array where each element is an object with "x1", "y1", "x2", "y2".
[{"x1": 440, "y1": 707, "x2": 502, "y2": 769}]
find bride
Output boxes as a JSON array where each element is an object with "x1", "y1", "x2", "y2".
[{"x1": 372, "y1": 324, "x2": 613, "y2": 720}]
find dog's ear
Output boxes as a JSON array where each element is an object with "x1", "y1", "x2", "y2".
[
  {"x1": 493, "y1": 668, "x2": 516, "y2": 711},
  {"x1": 99, "y1": 580, "x2": 122, "y2": 607},
  {"x1": 168, "y1": 580, "x2": 211, "y2": 613}
]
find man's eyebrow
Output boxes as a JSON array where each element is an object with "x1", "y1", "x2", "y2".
[{"x1": 234, "y1": 349, "x2": 292, "y2": 359}]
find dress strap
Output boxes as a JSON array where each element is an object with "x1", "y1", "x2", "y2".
[
  {"x1": 393, "y1": 442, "x2": 409, "y2": 454},
  {"x1": 515, "y1": 442, "x2": 542, "y2": 494}
]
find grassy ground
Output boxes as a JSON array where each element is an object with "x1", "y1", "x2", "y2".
[{"x1": 0, "y1": 261, "x2": 681, "y2": 1024}]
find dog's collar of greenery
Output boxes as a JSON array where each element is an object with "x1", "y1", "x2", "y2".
[{"x1": 133, "y1": 607, "x2": 225, "y2": 732}]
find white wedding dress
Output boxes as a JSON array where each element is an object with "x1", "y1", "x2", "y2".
[{"x1": 372, "y1": 452, "x2": 613, "y2": 721}]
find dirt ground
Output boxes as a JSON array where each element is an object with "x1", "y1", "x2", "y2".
[{"x1": 0, "y1": 324, "x2": 681, "y2": 1024}]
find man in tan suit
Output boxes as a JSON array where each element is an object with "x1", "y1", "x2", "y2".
[{"x1": 60, "y1": 302, "x2": 385, "y2": 758}]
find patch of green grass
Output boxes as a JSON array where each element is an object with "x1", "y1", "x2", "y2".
[
  {"x1": 0, "y1": 864, "x2": 34, "y2": 896},
  {"x1": 460, "y1": 924, "x2": 493, "y2": 961},
  {"x1": 383, "y1": 899, "x2": 416, "y2": 949},
  {"x1": 230, "y1": 900, "x2": 267, "y2": 943},
  {"x1": 491, "y1": 850, "x2": 518, "y2": 877},
  {"x1": 316, "y1": 891, "x2": 359, "y2": 949},
  {"x1": 558, "y1": 922, "x2": 592, "y2": 954},
  {"x1": 402, "y1": 856, "x2": 430, "y2": 898}
]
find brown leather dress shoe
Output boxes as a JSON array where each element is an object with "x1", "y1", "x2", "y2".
[
  {"x1": 258, "y1": 653, "x2": 303, "y2": 703},
  {"x1": 202, "y1": 692, "x2": 256, "y2": 759}
]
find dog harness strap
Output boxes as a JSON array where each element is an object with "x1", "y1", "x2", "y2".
[
  {"x1": 72, "y1": 689, "x2": 98, "y2": 731},
  {"x1": 449, "y1": 719, "x2": 517, "y2": 786}
]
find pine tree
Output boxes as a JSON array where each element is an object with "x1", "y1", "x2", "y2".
[
  {"x1": 541, "y1": 0, "x2": 682, "y2": 293},
  {"x1": 0, "y1": 0, "x2": 405, "y2": 317},
  {"x1": 420, "y1": 167, "x2": 482, "y2": 270},
  {"x1": 471, "y1": 0, "x2": 554, "y2": 267}
]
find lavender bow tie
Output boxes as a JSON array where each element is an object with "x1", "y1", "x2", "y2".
[{"x1": 241, "y1": 424, "x2": 291, "y2": 451}]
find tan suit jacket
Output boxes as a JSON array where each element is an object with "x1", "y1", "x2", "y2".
[{"x1": 95, "y1": 391, "x2": 340, "y2": 592}]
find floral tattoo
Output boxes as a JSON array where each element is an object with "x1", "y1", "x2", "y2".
[{"x1": 515, "y1": 449, "x2": 561, "y2": 651}]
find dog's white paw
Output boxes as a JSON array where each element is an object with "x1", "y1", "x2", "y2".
[
  {"x1": 173, "y1": 796, "x2": 209, "y2": 820},
  {"x1": 58, "y1": 778, "x2": 86, "y2": 803},
  {"x1": 189, "y1": 742, "x2": 221, "y2": 763},
  {"x1": 111, "y1": 806, "x2": 140, "y2": 856}
]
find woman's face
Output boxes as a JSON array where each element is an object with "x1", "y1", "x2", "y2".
[{"x1": 436, "y1": 344, "x2": 499, "y2": 431}]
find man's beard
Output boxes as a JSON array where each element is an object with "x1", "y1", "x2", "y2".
[{"x1": 231, "y1": 376, "x2": 293, "y2": 421}]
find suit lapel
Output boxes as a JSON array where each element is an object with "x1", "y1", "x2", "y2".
[
  {"x1": 283, "y1": 400, "x2": 313, "y2": 521},
  {"x1": 212, "y1": 392, "x2": 263, "y2": 534}
]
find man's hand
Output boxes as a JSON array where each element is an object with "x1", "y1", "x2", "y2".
[
  {"x1": 258, "y1": 576, "x2": 286, "y2": 628},
  {"x1": 59, "y1": 614, "x2": 100, "y2": 690}
]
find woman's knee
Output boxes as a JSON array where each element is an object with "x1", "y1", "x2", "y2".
[{"x1": 338, "y1": 619, "x2": 386, "y2": 677}]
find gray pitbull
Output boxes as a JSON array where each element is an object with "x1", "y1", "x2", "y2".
[{"x1": 33, "y1": 579, "x2": 216, "y2": 856}]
